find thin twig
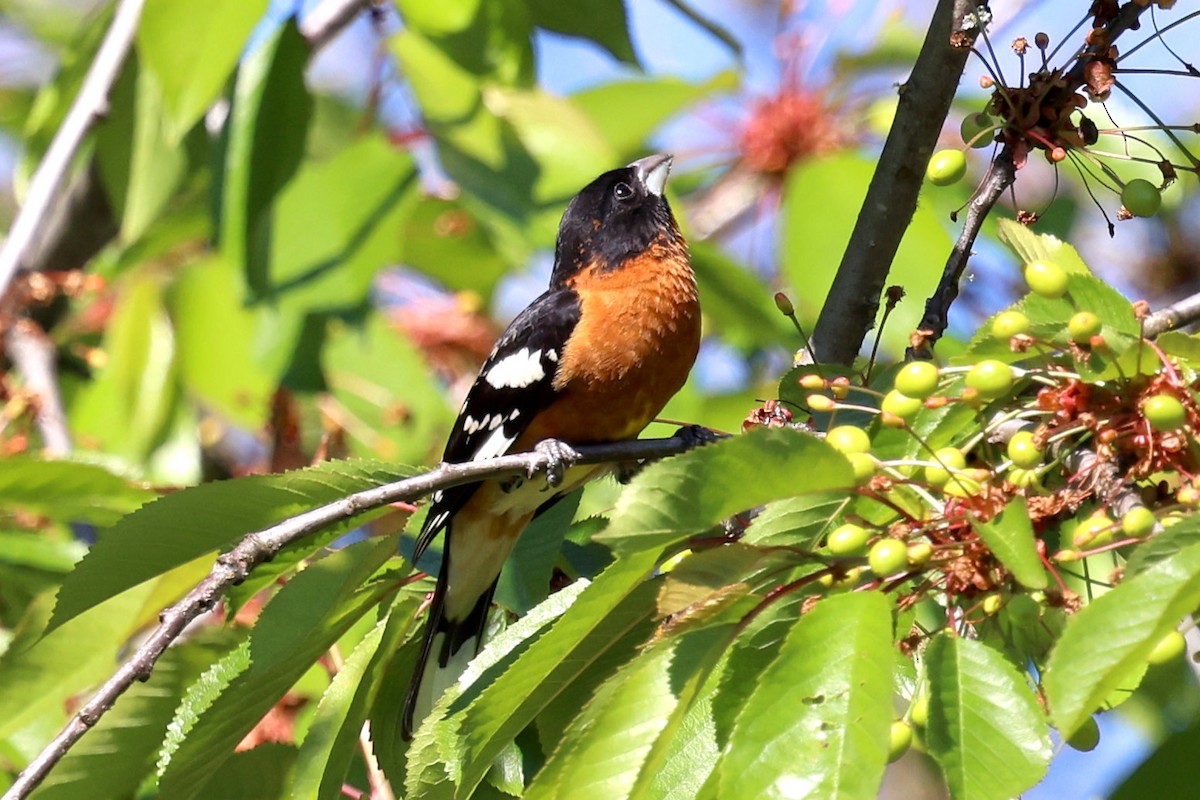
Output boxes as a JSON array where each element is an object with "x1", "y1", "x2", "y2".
[
  {"x1": 0, "y1": 0, "x2": 144, "y2": 301},
  {"x1": 1144, "y1": 293, "x2": 1200, "y2": 338},
  {"x1": 810, "y1": 0, "x2": 981, "y2": 365},
  {"x1": 300, "y1": 0, "x2": 378, "y2": 50},
  {"x1": 1, "y1": 432, "x2": 706, "y2": 800},
  {"x1": 908, "y1": 145, "x2": 1017, "y2": 360},
  {"x1": 2, "y1": 320, "x2": 71, "y2": 456}
]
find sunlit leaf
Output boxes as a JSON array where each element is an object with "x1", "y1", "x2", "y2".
[
  {"x1": 50, "y1": 459, "x2": 417, "y2": 633},
  {"x1": 711, "y1": 591, "x2": 893, "y2": 800},
  {"x1": 971, "y1": 497, "x2": 1047, "y2": 590},
  {"x1": 137, "y1": 0, "x2": 270, "y2": 141},
  {"x1": 1044, "y1": 541, "x2": 1200, "y2": 737}
]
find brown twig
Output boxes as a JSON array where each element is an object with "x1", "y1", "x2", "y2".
[
  {"x1": 2, "y1": 320, "x2": 71, "y2": 455},
  {"x1": 809, "y1": 0, "x2": 982, "y2": 365},
  {"x1": 908, "y1": 145, "x2": 1017, "y2": 360},
  {"x1": 1144, "y1": 292, "x2": 1200, "y2": 339},
  {"x1": 1, "y1": 431, "x2": 707, "y2": 800}
]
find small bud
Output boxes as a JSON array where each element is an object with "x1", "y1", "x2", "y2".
[
  {"x1": 1035, "y1": 32, "x2": 1050, "y2": 50},
  {"x1": 799, "y1": 374, "x2": 826, "y2": 390},
  {"x1": 807, "y1": 394, "x2": 836, "y2": 412},
  {"x1": 979, "y1": 75, "x2": 994, "y2": 88},
  {"x1": 774, "y1": 291, "x2": 795, "y2": 316}
]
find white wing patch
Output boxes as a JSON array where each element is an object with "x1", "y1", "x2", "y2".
[
  {"x1": 472, "y1": 426, "x2": 517, "y2": 461},
  {"x1": 484, "y1": 348, "x2": 548, "y2": 389}
]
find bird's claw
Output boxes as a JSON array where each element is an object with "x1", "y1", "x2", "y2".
[
  {"x1": 674, "y1": 424, "x2": 726, "y2": 448},
  {"x1": 530, "y1": 438, "x2": 580, "y2": 488}
]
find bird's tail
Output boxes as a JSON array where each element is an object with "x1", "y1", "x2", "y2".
[{"x1": 402, "y1": 566, "x2": 496, "y2": 739}]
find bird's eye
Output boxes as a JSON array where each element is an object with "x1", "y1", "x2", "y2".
[{"x1": 613, "y1": 182, "x2": 634, "y2": 201}]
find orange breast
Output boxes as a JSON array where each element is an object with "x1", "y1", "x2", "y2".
[{"x1": 517, "y1": 242, "x2": 701, "y2": 447}]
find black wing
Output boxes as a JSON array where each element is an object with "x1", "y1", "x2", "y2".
[{"x1": 412, "y1": 286, "x2": 582, "y2": 562}]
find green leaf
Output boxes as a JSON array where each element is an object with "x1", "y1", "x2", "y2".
[
  {"x1": 495, "y1": 490, "x2": 583, "y2": 615},
  {"x1": 573, "y1": 73, "x2": 738, "y2": 161},
  {"x1": 0, "y1": 585, "x2": 153, "y2": 739},
  {"x1": 291, "y1": 593, "x2": 419, "y2": 800},
  {"x1": 1044, "y1": 540, "x2": 1200, "y2": 736},
  {"x1": 409, "y1": 551, "x2": 661, "y2": 797},
  {"x1": 220, "y1": 18, "x2": 313, "y2": 297},
  {"x1": 191, "y1": 743, "x2": 297, "y2": 800},
  {"x1": 924, "y1": 635, "x2": 1050, "y2": 800},
  {"x1": 0, "y1": 457, "x2": 153, "y2": 526},
  {"x1": 68, "y1": 274, "x2": 180, "y2": 466},
  {"x1": 741, "y1": 493, "x2": 850, "y2": 546},
  {"x1": 0, "y1": 531, "x2": 85, "y2": 573},
  {"x1": 1125, "y1": 513, "x2": 1200, "y2": 576},
  {"x1": 782, "y1": 155, "x2": 952, "y2": 358},
  {"x1": 995, "y1": 218, "x2": 1090, "y2": 275},
  {"x1": 49, "y1": 459, "x2": 417, "y2": 633},
  {"x1": 322, "y1": 317, "x2": 453, "y2": 464},
  {"x1": 712, "y1": 592, "x2": 894, "y2": 800},
  {"x1": 30, "y1": 638, "x2": 230, "y2": 800},
  {"x1": 971, "y1": 497, "x2": 1047, "y2": 590},
  {"x1": 169, "y1": 256, "x2": 278, "y2": 429},
  {"x1": 137, "y1": 0, "x2": 270, "y2": 142},
  {"x1": 526, "y1": 626, "x2": 728, "y2": 799},
  {"x1": 399, "y1": 197, "x2": 511, "y2": 295},
  {"x1": 690, "y1": 242, "x2": 793, "y2": 351},
  {"x1": 268, "y1": 134, "x2": 417, "y2": 313},
  {"x1": 595, "y1": 427, "x2": 854, "y2": 553},
  {"x1": 1109, "y1": 719, "x2": 1200, "y2": 800},
  {"x1": 156, "y1": 537, "x2": 400, "y2": 800},
  {"x1": 526, "y1": 0, "x2": 637, "y2": 64}
]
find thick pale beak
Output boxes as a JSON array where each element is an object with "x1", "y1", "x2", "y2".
[{"x1": 629, "y1": 153, "x2": 673, "y2": 197}]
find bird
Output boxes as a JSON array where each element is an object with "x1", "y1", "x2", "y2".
[{"x1": 402, "y1": 153, "x2": 701, "y2": 737}]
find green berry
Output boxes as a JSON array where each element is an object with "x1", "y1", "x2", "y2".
[
  {"x1": 1024, "y1": 260, "x2": 1069, "y2": 299},
  {"x1": 1066, "y1": 716, "x2": 1101, "y2": 752},
  {"x1": 907, "y1": 542, "x2": 933, "y2": 566},
  {"x1": 960, "y1": 112, "x2": 995, "y2": 149},
  {"x1": 909, "y1": 695, "x2": 929, "y2": 728},
  {"x1": 868, "y1": 538, "x2": 909, "y2": 577},
  {"x1": 1144, "y1": 394, "x2": 1187, "y2": 431},
  {"x1": 1073, "y1": 514, "x2": 1114, "y2": 548},
  {"x1": 895, "y1": 361, "x2": 941, "y2": 399},
  {"x1": 1147, "y1": 630, "x2": 1186, "y2": 665},
  {"x1": 1121, "y1": 178, "x2": 1162, "y2": 217},
  {"x1": 888, "y1": 720, "x2": 914, "y2": 763},
  {"x1": 965, "y1": 360, "x2": 1015, "y2": 400},
  {"x1": 1068, "y1": 311, "x2": 1102, "y2": 344},
  {"x1": 827, "y1": 523, "x2": 871, "y2": 556},
  {"x1": 981, "y1": 594, "x2": 1004, "y2": 615},
  {"x1": 847, "y1": 452, "x2": 877, "y2": 485},
  {"x1": 924, "y1": 447, "x2": 967, "y2": 486},
  {"x1": 1121, "y1": 506, "x2": 1157, "y2": 538},
  {"x1": 826, "y1": 425, "x2": 871, "y2": 455},
  {"x1": 991, "y1": 310, "x2": 1030, "y2": 339},
  {"x1": 1006, "y1": 431, "x2": 1043, "y2": 469},
  {"x1": 881, "y1": 390, "x2": 923, "y2": 422},
  {"x1": 927, "y1": 149, "x2": 967, "y2": 186}
]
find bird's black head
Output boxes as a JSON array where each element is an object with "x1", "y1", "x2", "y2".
[{"x1": 550, "y1": 154, "x2": 682, "y2": 286}]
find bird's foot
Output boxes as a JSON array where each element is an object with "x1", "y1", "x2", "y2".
[
  {"x1": 674, "y1": 424, "x2": 726, "y2": 449},
  {"x1": 529, "y1": 438, "x2": 581, "y2": 488}
]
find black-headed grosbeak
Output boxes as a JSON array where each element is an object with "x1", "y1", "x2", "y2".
[{"x1": 403, "y1": 154, "x2": 701, "y2": 736}]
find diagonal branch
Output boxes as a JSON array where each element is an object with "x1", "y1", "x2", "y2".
[
  {"x1": 908, "y1": 144, "x2": 1017, "y2": 359},
  {"x1": 1, "y1": 431, "x2": 707, "y2": 800},
  {"x1": 810, "y1": 0, "x2": 981, "y2": 365},
  {"x1": 0, "y1": 0, "x2": 145, "y2": 301}
]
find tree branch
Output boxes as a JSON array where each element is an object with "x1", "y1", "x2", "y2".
[
  {"x1": 1144, "y1": 292, "x2": 1200, "y2": 339},
  {"x1": 299, "y1": 0, "x2": 378, "y2": 50},
  {"x1": 0, "y1": 0, "x2": 144, "y2": 301},
  {"x1": 810, "y1": 0, "x2": 980, "y2": 365},
  {"x1": 2, "y1": 431, "x2": 707, "y2": 800},
  {"x1": 908, "y1": 144, "x2": 1016, "y2": 359},
  {"x1": 2, "y1": 319, "x2": 71, "y2": 456}
]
